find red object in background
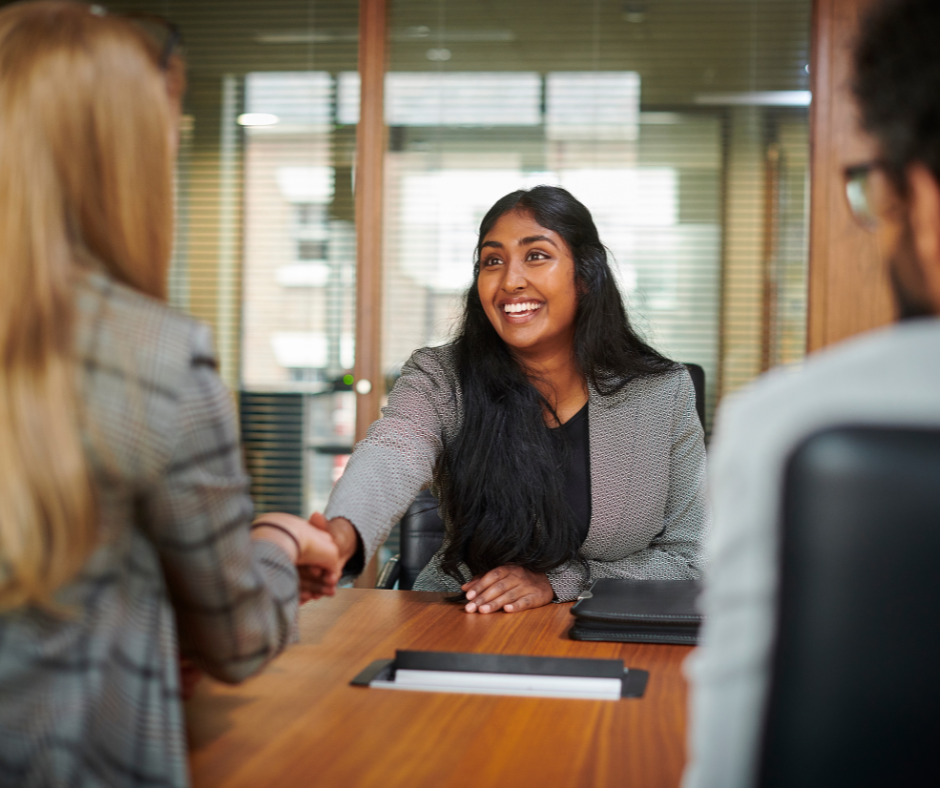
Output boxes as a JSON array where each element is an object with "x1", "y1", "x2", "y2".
[
  {"x1": 332, "y1": 454, "x2": 350, "y2": 485},
  {"x1": 179, "y1": 657, "x2": 202, "y2": 700}
]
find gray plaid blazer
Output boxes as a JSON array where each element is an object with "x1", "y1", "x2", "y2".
[
  {"x1": 326, "y1": 345, "x2": 708, "y2": 601},
  {"x1": 0, "y1": 271, "x2": 298, "y2": 788}
]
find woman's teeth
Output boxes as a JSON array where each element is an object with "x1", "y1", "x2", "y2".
[{"x1": 503, "y1": 302, "x2": 542, "y2": 314}]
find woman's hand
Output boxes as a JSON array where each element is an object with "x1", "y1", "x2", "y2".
[
  {"x1": 461, "y1": 566, "x2": 555, "y2": 614},
  {"x1": 300, "y1": 513, "x2": 364, "y2": 600},
  {"x1": 307, "y1": 513, "x2": 360, "y2": 564},
  {"x1": 251, "y1": 513, "x2": 342, "y2": 602}
]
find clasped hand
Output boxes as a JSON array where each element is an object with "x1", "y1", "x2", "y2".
[
  {"x1": 462, "y1": 565, "x2": 554, "y2": 614},
  {"x1": 252, "y1": 514, "x2": 555, "y2": 614},
  {"x1": 299, "y1": 513, "x2": 360, "y2": 602},
  {"x1": 250, "y1": 512, "x2": 357, "y2": 603}
]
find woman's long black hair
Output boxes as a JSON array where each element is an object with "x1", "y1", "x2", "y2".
[{"x1": 437, "y1": 185, "x2": 677, "y2": 586}]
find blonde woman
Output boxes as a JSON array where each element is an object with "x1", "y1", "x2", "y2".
[{"x1": 0, "y1": 3, "x2": 340, "y2": 786}]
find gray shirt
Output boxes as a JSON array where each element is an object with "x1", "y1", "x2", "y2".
[
  {"x1": 684, "y1": 318, "x2": 940, "y2": 788},
  {"x1": 326, "y1": 344, "x2": 709, "y2": 600}
]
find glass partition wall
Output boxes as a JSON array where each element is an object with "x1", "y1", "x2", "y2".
[
  {"x1": 382, "y1": 0, "x2": 812, "y2": 431},
  {"x1": 96, "y1": 0, "x2": 361, "y2": 517},
  {"x1": 69, "y1": 0, "x2": 811, "y2": 549},
  {"x1": 240, "y1": 70, "x2": 359, "y2": 515}
]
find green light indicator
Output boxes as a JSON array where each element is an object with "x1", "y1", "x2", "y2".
[{"x1": 343, "y1": 374, "x2": 354, "y2": 386}]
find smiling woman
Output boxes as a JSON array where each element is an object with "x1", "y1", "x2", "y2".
[
  {"x1": 477, "y1": 211, "x2": 581, "y2": 370},
  {"x1": 317, "y1": 186, "x2": 709, "y2": 611}
]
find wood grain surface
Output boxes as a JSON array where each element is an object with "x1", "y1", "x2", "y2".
[
  {"x1": 353, "y1": 0, "x2": 388, "y2": 444},
  {"x1": 808, "y1": 0, "x2": 892, "y2": 352},
  {"x1": 187, "y1": 589, "x2": 693, "y2": 788}
]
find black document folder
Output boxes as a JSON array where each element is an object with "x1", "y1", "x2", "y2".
[
  {"x1": 351, "y1": 649, "x2": 648, "y2": 699},
  {"x1": 569, "y1": 578, "x2": 703, "y2": 645}
]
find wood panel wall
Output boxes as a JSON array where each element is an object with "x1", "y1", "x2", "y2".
[
  {"x1": 354, "y1": 0, "x2": 388, "y2": 442},
  {"x1": 808, "y1": 0, "x2": 893, "y2": 351},
  {"x1": 352, "y1": 0, "x2": 388, "y2": 586}
]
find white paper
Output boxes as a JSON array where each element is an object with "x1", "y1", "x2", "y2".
[{"x1": 371, "y1": 669, "x2": 622, "y2": 701}]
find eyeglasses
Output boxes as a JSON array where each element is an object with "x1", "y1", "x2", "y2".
[
  {"x1": 127, "y1": 12, "x2": 183, "y2": 71},
  {"x1": 90, "y1": 7, "x2": 183, "y2": 71},
  {"x1": 843, "y1": 161, "x2": 885, "y2": 230}
]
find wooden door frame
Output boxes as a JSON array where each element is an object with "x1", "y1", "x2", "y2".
[
  {"x1": 354, "y1": 0, "x2": 388, "y2": 442},
  {"x1": 352, "y1": 0, "x2": 389, "y2": 586},
  {"x1": 808, "y1": 0, "x2": 893, "y2": 351}
]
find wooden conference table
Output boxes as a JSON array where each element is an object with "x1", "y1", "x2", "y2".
[{"x1": 186, "y1": 589, "x2": 693, "y2": 788}]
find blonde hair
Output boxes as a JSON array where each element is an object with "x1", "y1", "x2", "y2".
[{"x1": 0, "y1": 1, "x2": 178, "y2": 610}]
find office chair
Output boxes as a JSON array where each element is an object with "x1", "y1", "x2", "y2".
[
  {"x1": 682, "y1": 362, "x2": 706, "y2": 431},
  {"x1": 375, "y1": 488, "x2": 444, "y2": 590},
  {"x1": 376, "y1": 363, "x2": 706, "y2": 589},
  {"x1": 758, "y1": 426, "x2": 940, "y2": 788}
]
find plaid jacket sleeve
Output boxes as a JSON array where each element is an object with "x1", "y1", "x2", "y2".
[{"x1": 139, "y1": 324, "x2": 298, "y2": 684}]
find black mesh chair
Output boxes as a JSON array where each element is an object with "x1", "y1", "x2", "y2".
[
  {"x1": 758, "y1": 426, "x2": 940, "y2": 788},
  {"x1": 376, "y1": 363, "x2": 706, "y2": 590},
  {"x1": 683, "y1": 362, "x2": 706, "y2": 431},
  {"x1": 375, "y1": 489, "x2": 445, "y2": 590}
]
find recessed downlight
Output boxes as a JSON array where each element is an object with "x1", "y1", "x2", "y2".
[{"x1": 237, "y1": 113, "x2": 280, "y2": 127}]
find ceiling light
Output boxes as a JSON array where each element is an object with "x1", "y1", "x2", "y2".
[
  {"x1": 237, "y1": 113, "x2": 280, "y2": 127},
  {"x1": 694, "y1": 91, "x2": 811, "y2": 107},
  {"x1": 255, "y1": 28, "x2": 514, "y2": 44}
]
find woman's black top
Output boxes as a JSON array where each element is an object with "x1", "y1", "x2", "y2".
[{"x1": 550, "y1": 402, "x2": 592, "y2": 545}]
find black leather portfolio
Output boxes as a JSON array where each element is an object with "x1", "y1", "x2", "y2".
[{"x1": 568, "y1": 578, "x2": 703, "y2": 645}]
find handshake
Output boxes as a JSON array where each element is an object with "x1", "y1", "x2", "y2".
[
  {"x1": 250, "y1": 512, "x2": 361, "y2": 603},
  {"x1": 182, "y1": 512, "x2": 358, "y2": 701}
]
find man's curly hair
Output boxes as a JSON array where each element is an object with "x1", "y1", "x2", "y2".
[{"x1": 853, "y1": 0, "x2": 940, "y2": 191}]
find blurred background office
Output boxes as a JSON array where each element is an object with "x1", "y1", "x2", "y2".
[{"x1": 27, "y1": 0, "x2": 820, "y2": 572}]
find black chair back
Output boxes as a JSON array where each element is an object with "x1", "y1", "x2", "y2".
[
  {"x1": 759, "y1": 426, "x2": 940, "y2": 787},
  {"x1": 682, "y1": 362, "x2": 706, "y2": 430},
  {"x1": 396, "y1": 488, "x2": 446, "y2": 590}
]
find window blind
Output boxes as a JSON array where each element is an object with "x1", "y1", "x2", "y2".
[
  {"x1": 100, "y1": 0, "x2": 361, "y2": 516},
  {"x1": 33, "y1": 0, "x2": 812, "y2": 532},
  {"x1": 381, "y1": 0, "x2": 812, "y2": 434}
]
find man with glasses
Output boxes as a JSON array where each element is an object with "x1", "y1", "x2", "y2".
[{"x1": 683, "y1": 0, "x2": 940, "y2": 786}]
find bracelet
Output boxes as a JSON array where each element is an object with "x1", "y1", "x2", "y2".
[{"x1": 250, "y1": 522, "x2": 301, "y2": 560}]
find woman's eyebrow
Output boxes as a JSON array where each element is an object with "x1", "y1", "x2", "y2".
[
  {"x1": 480, "y1": 234, "x2": 558, "y2": 250},
  {"x1": 519, "y1": 234, "x2": 557, "y2": 248}
]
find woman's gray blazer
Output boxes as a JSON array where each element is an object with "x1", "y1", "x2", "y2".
[{"x1": 325, "y1": 344, "x2": 709, "y2": 602}]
